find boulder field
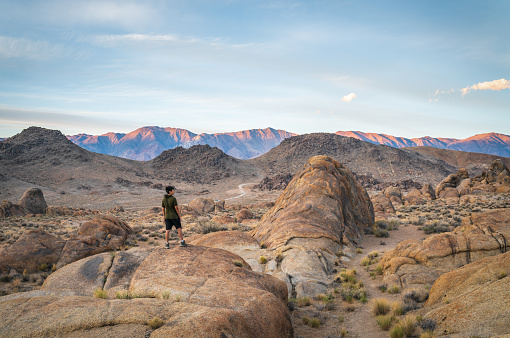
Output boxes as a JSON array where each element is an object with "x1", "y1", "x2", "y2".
[
  {"x1": 0, "y1": 215, "x2": 134, "y2": 273},
  {"x1": 0, "y1": 246, "x2": 292, "y2": 337}
]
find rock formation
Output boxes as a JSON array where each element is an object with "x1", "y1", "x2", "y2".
[
  {"x1": 382, "y1": 186, "x2": 403, "y2": 205},
  {"x1": 0, "y1": 215, "x2": 134, "y2": 273},
  {"x1": 0, "y1": 246, "x2": 293, "y2": 337},
  {"x1": 17, "y1": 188, "x2": 47, "y2": 215},
  {"x1": 251, "y1": 156, "x2": 374, "y2": 297},
  {"x1": 435, "y1": 168, "x2": 469, "y2": 198},
  {"x1": 403, "y1": 183, "x2": 436, "y2": 205},
  {"x1": 187, "y1": 197, "x2": 215, "y2": 214},
  {"x1": 379, "y1": 209, "x2": 510, "y2": 289},
  {"x1": 371, "y1": 193, "x2": 396, "y2": 214},
  {"x1": 424, "y1": 251, "x2": 510, "y2": 337}
]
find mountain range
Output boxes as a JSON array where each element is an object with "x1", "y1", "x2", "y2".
[
  {"x1": 335, "y1": 131, "x2": 510, "y2": 158},
  {"x1": 68, "y1": 127, "x2": 296, "y2": 161},
  {"x1": 2, "y1": 127, "x2": 510, "y2": 205},
  {"x1": 66, "y1": 127, "x2": 510, "y2": 161}
]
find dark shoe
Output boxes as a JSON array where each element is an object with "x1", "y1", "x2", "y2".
[
  {"x1": 180, "y1": 240, "x2": 187, "y2": 247},
  {"x1": 165, "y1": 242, "x2": 170, "y2": 249}
]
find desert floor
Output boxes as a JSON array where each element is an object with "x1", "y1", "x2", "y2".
[{"x1": 1, "y1": 184, "x2": 509, "y2": 338}]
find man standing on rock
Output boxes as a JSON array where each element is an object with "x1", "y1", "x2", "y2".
[{"x1": 162, "y1": 186, "x2": 187, "y2": 248}]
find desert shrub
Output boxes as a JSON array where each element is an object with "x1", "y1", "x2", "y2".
[
  {"x1": 259, "y1": 256, "x2": 267, "y2": 264},
  {"x1": 115, "y1": 291, "x2": 132, "y2": 299},
  {"x1": 403, "y1": 287, "x2": 429, "y2": 303},
  {"x1": 389, "y1": 324, "x2": 405, "y2": 338},
  {"x1": 356, "y1": 248, "x2": 363, "y2": 253},
  {"x1": 420, "y1": 331, "x2": 437, "y2": 338},
  {"x1": 420, "y1": 318, "x2": 436, "y2": 332},
  {"x1": 233, "y1": 260, "x2": 244, "y2": 267},
  {"x1": 296, "y1": 296, "x2": 311, "y2": 307},
  {"x1": 197, "y1": 221, "x2": 227, "y2": 234},
  {"x1": 376, "y1": 315, "x2": 394, "y2": 331},
  {"x1": 372, "y1": 298, "x2": 391, "y2": 316},
  {"x1": 399, "y1": 315, "x2": 417, "y2": 337},
  {"x1": 310, "y1": 318, "x2": 321, "y2": 328},
  {"x1": 374, "y1": 220, "x2": 388, "y2": 229},
  {"x1": 369, "y1": 251, "x2": 379, "y2": 258},
  {"x1": 94, "y1": 288, "x2": 107, "y2": 299},
  {"x1": 38, "y1": 263, "x2": 48, "y2": 271},
  {"x1": 402, "y1": 297, "x2": 419, "y2": 313},
  {"x1": 338, "y1": 315, "x2": 345, "y2": 323},
  {"x1": 388, "y1": 284, "x2": 400, "y2": 294},
  {"x1": 148, "y1": 317, "x2": 164, "y2": 330},
  {"x1": 422, "y1": 222, "x2": 450, "y2": 234},
  {"x1": 375, "y1": 265, "x2": 384, "y2": 275},
  {"x1": 375, "y1": 229, "x2": 390, "y2": 238},
  {"x1": 0, "y1": 275, "x2": 12, "y2": 283},
  {"x1": 497, "y1": 270, "x2": 507, "y2": 279},
  {"x1": 361, "y1": 257, "x2": 371, "y2": 266},
  {"x1": 392, "y1": 301, "x2": 404, "y2": 316},
  {"x1": 302, "y1": 316, "x2": 310, "y2": 325}
]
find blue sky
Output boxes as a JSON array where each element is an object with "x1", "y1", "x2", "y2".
[{"x1": 0, "y1": 0, "x2": 509, "y2": 138}]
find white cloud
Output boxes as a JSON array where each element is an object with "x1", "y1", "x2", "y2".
[
  {"x1": 461, "y1": 78, "x2": 510, "y2": 96},
  {"x1": 341, "y1": 93, "x2": 357, "y2": 102}
]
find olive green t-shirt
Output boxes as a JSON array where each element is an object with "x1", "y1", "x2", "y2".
[{"x1": 162, "y1": 195, "x2": 179, "y2": 219}]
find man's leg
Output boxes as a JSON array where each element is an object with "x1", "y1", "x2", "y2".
[
  {"x1": 165, "y1": 230, "x2": 170, "y2": 243},
  {"x1": 177, "y1": 228, "x2": 184, "y2": 241}
]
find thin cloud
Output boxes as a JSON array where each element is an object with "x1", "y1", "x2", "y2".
[
  {"x1": 461, "y1": 78, "x2": 510, "y2": 96},
  {"x1": 0, "y1": 36, "x2": 67, "y2": 60},
  {"x1": 341, "y1": 93, "x2": 357, "y2": 102}
]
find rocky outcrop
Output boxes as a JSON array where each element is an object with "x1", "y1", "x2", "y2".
[
  {"x1": 18, "y1": 188, "x2": 47, "y2": 214},
  {"x1": 251, "y1": 156, "x2": 374, "y2": 297},
  {"x1": 382, "y1": 186, "x2": 402, "y2": 205},
  {"x1": 371, "y1": 193, "x2": 396, "y2": 214},
  {"x1": 0, "y1": 200, "x2": 26, "y2": 217},
  {"x1": 379, "y1": 209, "x2": 510, "y2": 290},
  {"x1": 0, "y1": 246, "x2": 293, "y2": 337},
  {"x1": 403, "y1": 184, "x2": 436, "y2": 205},
  {"x1": 424, "y1": 251, "x2": 510, "y2": 337},
  {"x1": 435, "y1": 168, "x2": 469, "y2": 198},
  {"x1": 433, "y1": 160, "x2": 510, "y2": 198},
  {"x1": 0, "y1": 215, "x2": 134, "y2": 273}
]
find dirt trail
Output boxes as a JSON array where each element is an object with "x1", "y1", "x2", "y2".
[{"x1": 293, "y1": 225, "x2": 425, "y2": 338}]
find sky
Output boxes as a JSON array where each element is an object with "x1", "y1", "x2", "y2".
[{"x1": 0, "y1": 0, "x2": 509, "y2": 139}]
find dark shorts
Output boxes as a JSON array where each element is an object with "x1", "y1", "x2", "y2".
[{"x1": 165, "y1": 218, "x2": 182, "y2": 230}]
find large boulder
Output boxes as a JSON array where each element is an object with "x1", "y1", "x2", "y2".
[
  {"x1": 0, "y1": 246, "x2": 293, "y2": 337},
  {"x1": 0, "y1": 230, "x2": 66, "y2": 273},
  {"x1": 424, "y1": 251, "x2": 510, "y2": 337},
  {"x1": 371, "y1": 193, "x2": 396, "y2": 214},
  {"x1": 382, "y1": 186, "x2": 402, "y2": 205},
  {"x1": 0, "y1": 215, "x2": 134, "y2": 272},
  {"x1": 251, "y1": 156, "x2": 374, "y2": 297},
  {"x1": 435, "y1": 168, "x2": 469, "y2": 198},
  {"x1": 187, "y1": 197, "x2": 215, "y2": 214},
  {"x1": 379, "y1": 209, "x2": 510, "y2": 290},
  {"x1": 18, "y1": 188, "x2": 47, "y2": 215}
]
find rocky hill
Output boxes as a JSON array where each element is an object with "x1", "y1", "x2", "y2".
[
  {"x1": 336, "y1": 130, "x2": 510, "y2": 158},
  {"x1": 250, "y1": 133, "x2": 457, "y2": 186},
  {"x1": 0, "y1": 127, "x2": 149, "y2": 196},
  {"x1": 149, "y1": 144, "x2": 260, "y2": 184},
  {"x1": 68, "y1": 126, "x2": 296, "y2": 160}
]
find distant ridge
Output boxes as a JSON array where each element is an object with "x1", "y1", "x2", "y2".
[
  {"x1": 68, "y1": 126, "x2": 296, "y2": 161},
  {"x1": 335, "y1": 131, "x2": 510, "y2": 158}
]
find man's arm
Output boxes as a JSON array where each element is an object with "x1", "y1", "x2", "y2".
[{"x1": 176, "y1": 205, "x2": 181, "y2": 219}]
